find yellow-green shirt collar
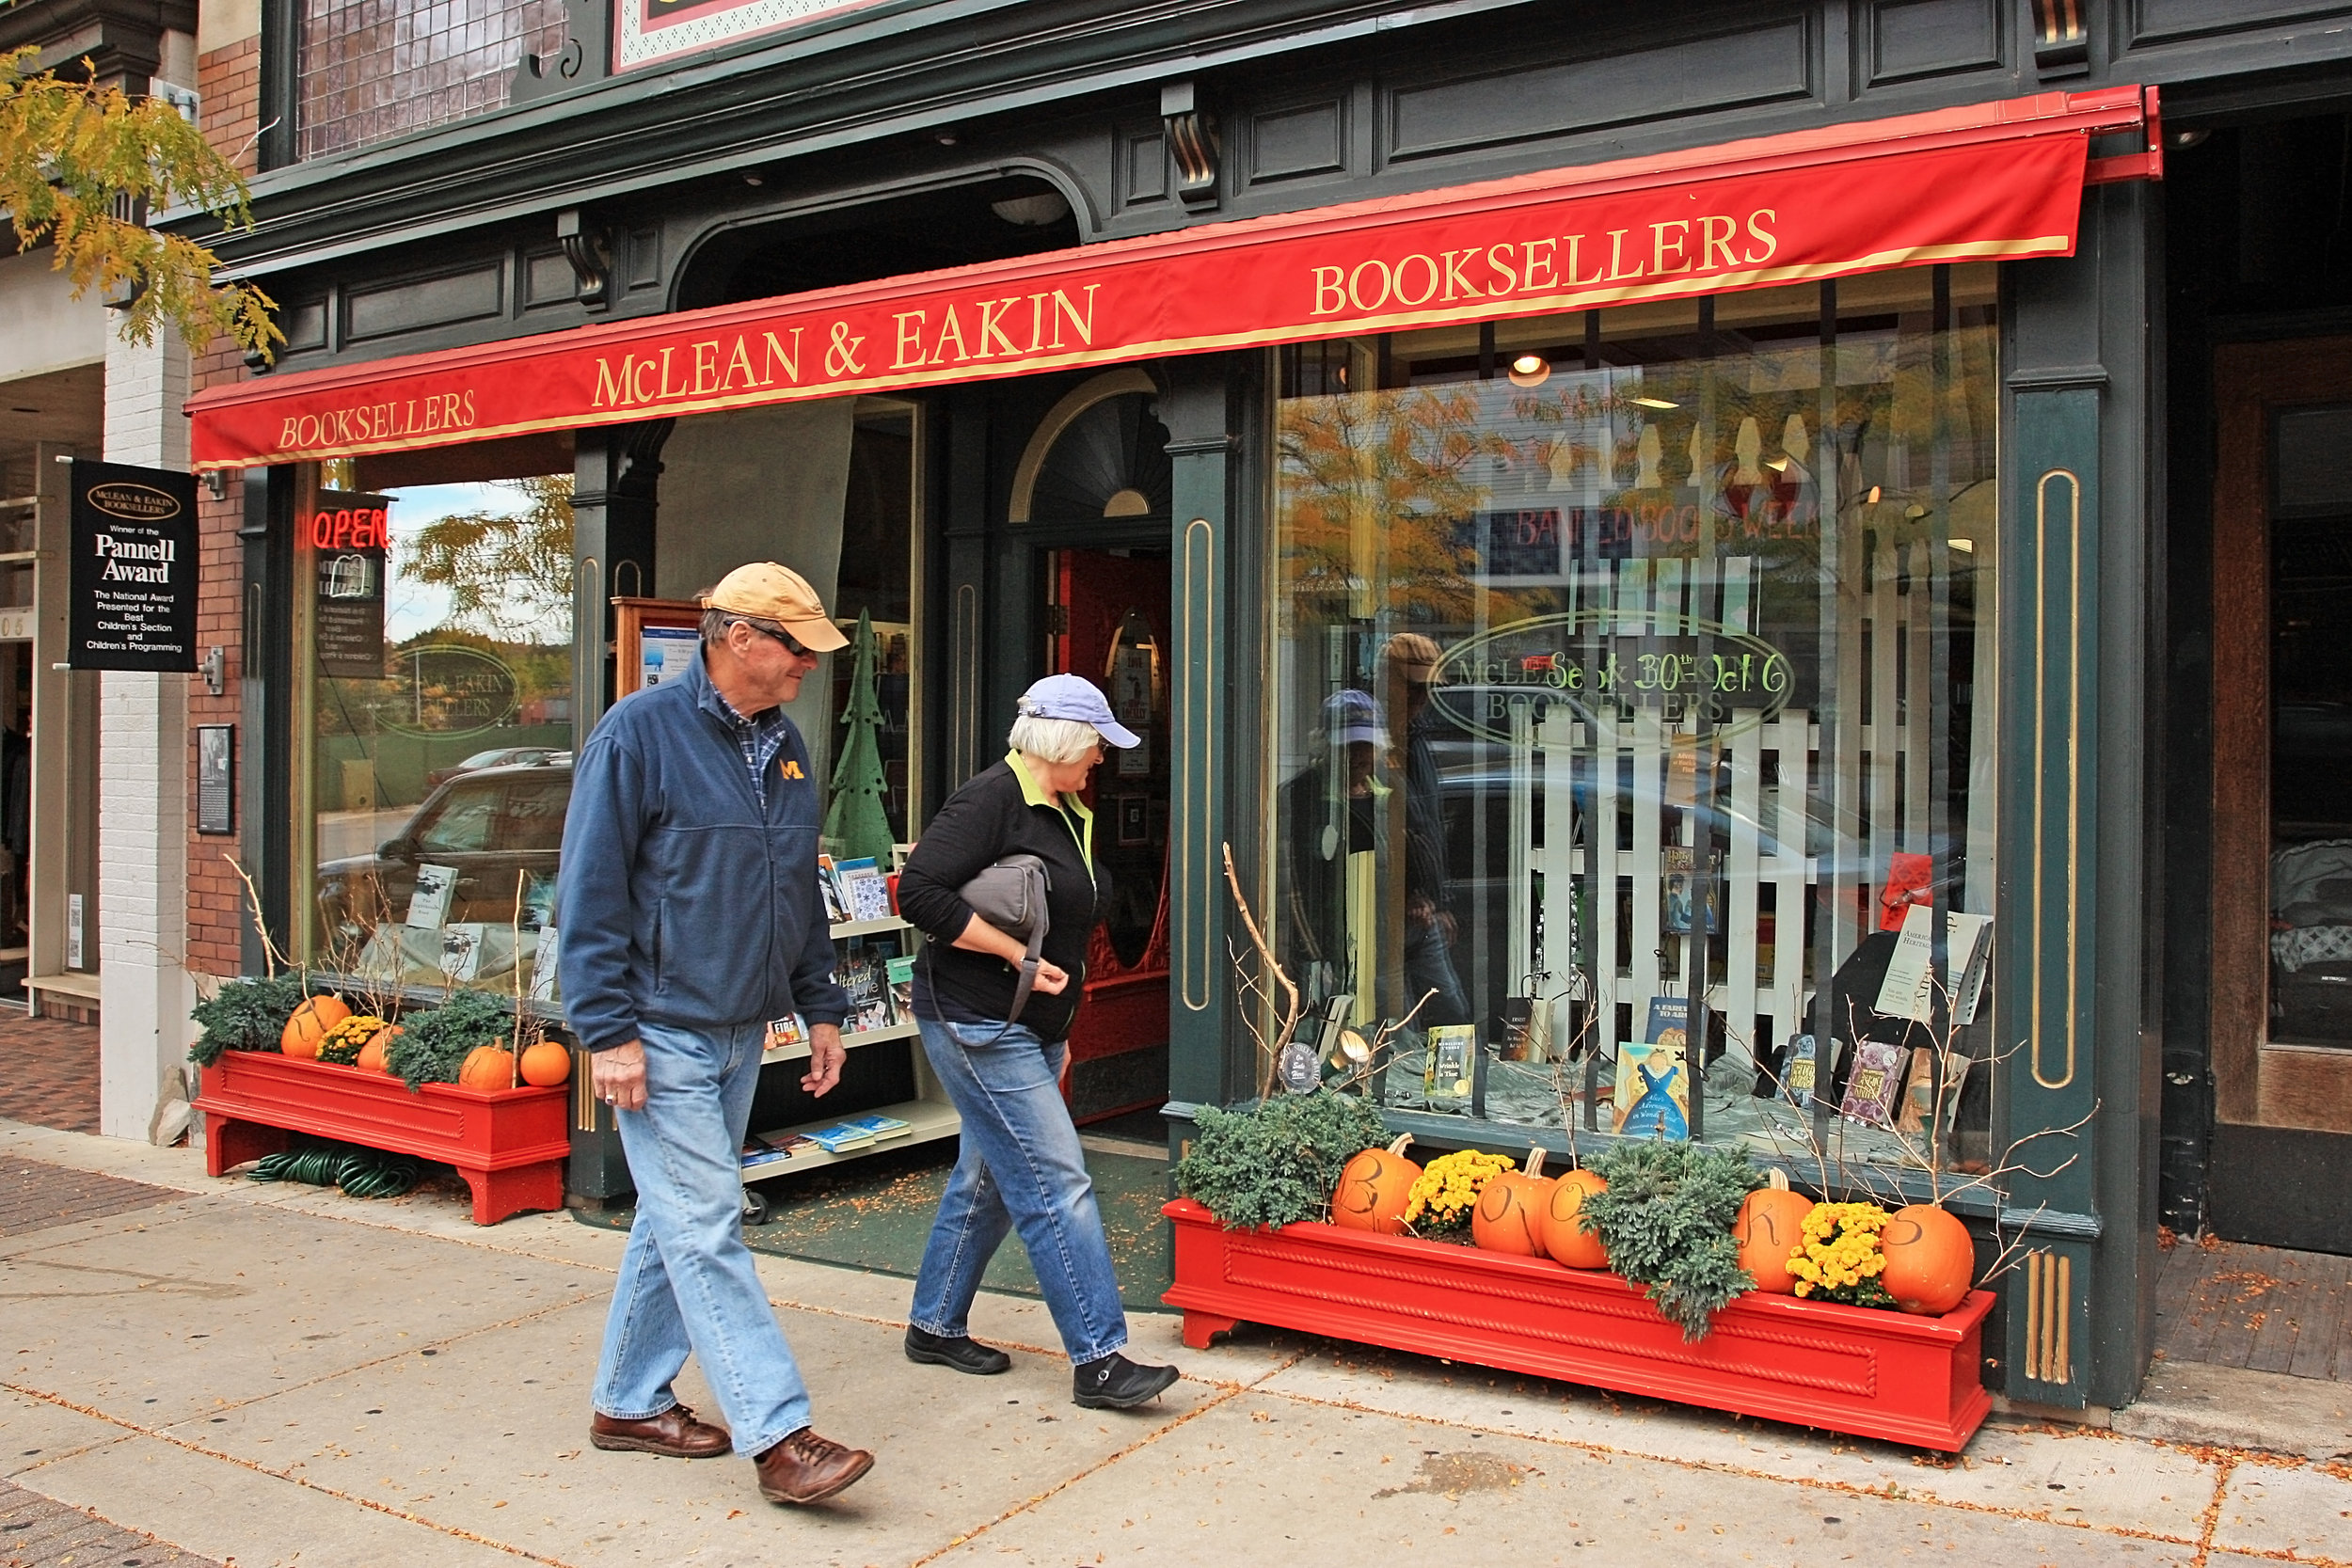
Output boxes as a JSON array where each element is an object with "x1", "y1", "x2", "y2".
[{"x1": 1006, "y1": 749, "x2": 1093, "y2": 863}]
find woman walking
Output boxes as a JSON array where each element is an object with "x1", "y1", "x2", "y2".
[{"x1": 895, "y1": 673, "x2": 1182, "y2": 1409}]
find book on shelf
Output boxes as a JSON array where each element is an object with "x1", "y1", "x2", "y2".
[
  {"x1": 843, "y1": 1112, "x2": 911, "y2": 1140},
  {"x1": 805, "y1": 1123, "x2": 878, "y2": 1154},
  {"x1": 740, "y1": 1134, "x2": 791, "y2": 1168},
  {"x1": 764, "y1": 1014, "x2": 808, "y2": 1053},
  {"x1": 406, "y1": 862, "x2": 458, "y2": 928},
  {"x1": 775, "y1": 1132, "x2": 818, "y2": 1157},
  {"x1": 816, "y1": 855, "x2": 849, "y2": 923},
  {"x1": 836, "y1": 954, "x2": 893, "y2": 1034},
  {"x1": 885, "y1": 955, "x2": 916, "y2": 1021},
  {"x1": 831, "y1": 856, "x2": 892, "y2": 921},
  {"x1": 1612, "y1": 1037, "x2": 1691, "y2": 1138}
]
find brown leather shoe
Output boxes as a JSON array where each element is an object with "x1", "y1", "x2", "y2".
[
  {"x1": 754, "y1": 1427, "x2": 874, "y2": 1504},
  {"x1": 589, "y1": 1403, "x2": 732, "y2": 1459}
]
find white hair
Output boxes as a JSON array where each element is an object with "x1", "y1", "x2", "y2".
[{"x1": 1008, "y1": 714, "x2": 1102, "y2": 764}]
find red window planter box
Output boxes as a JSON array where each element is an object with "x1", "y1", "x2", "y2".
[
  {"x1": 1162, "y1": 1196, "x2": 1994, "y2": 1451},
  {"x1": 197, "y1": 1050, "x2": 571, "y2": 1226}
]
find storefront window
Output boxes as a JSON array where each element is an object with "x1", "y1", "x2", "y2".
[
  {"x1": 1270, "y1": 267, "x2": 1998, "y2": 1174},
  {"x1": 304, "y1": 471, "x2": 573, "y2": 999}
]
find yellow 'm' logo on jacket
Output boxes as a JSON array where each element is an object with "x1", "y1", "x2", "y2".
[{"x1": 780, "y1": 759, "x2": 805, "y2": 780}]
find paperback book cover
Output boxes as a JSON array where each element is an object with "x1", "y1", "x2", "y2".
[
  {"x1": 739, "y1": 1134, "x2": 790, "y2": 1168},
  {"x1": 406, "y1": 862, "x2": 458, "y2": 929},
  {"x1": 1612, "y1": 1038, "x2": 1691, "y2": 1137},
  {"x1": 816, "y1": 854, "x2": 849, "y2": 923},
  {"x1": 807, "y1": 1124, "x2": 877, "y2": 1154},
  {"x1": 1779, "y1": 1033, "x2": 1817, "y2": 1108},
  {"x1": 1839, "y1": 1039, "x2": 1909, "y2": 1127},
  {"x1": 1423, "y1": 1023, "x2": 1476, "y2": 1106},
  {"x1": 1661, "y1": 847, "x2": 1720, "y2": 935},
  {"x1": 844, "y1": 1113, "x2": 911, "y2": 1140},
  {"x1": 1874, "y1": 905, "x2": 1993, "y2": 1024},
  {"x1": 885, "y1": 955, "x2": 916, "y2": 1021}
]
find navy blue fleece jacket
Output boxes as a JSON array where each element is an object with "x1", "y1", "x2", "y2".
[{"x1": 554, "y1": 648, "x2": 849, "y2": 1053}]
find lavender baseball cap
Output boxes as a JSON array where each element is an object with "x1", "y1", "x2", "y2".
[{"x1": 1016, "y1": 673, "x2": 1140, "y2": 749}]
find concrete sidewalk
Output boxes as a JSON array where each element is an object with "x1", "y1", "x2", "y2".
[{"x1": 3, "y1": 1120, "x2": 2348, "y2": 1568}]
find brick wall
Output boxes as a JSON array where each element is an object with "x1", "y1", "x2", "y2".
[
  {"x1": 187, "y1": 28, "x2": 261, "y2": 980},
  {"x1": 186, "y1": 337, "x2": 246, "y2": 981},
  {"x1": 199, "y1": 36, "x2": 261, "y2": 178}
]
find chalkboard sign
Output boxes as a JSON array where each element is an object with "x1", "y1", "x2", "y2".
[{"x1": 66, "y1": 459, "x2": 199, "y2": 672}]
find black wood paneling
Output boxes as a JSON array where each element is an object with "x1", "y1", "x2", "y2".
[
  {"x1": 1249, "y1": 100, "x2": 1347, "y2": 184},
  {"x1": 1864, "y1": 0, "x2": 2004, "y2": 87},
  {"x1": 1386, "y1": 21, "x2": 1814, "y2": 163},
  {"x1": 2130, "y1": 0, "x2": 2352, "y2": 48},
  {"x1": 523, "y1": 248, "x2": 576, "y2": 309},
  {"x1": 342, "y1": 264, "x2": 504, "y2": 343}
]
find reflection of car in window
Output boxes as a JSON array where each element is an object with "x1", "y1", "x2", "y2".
[{"x1": 316, "y1": 758, "x2": 571, "y2": 982}]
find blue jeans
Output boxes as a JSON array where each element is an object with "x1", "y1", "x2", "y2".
[
  {"x1": 910, "y1": 1018, "x2": 1128, "y2": 1365},
  {"x1": 593, "y1": 1019, "x2": 809, "y2": 1455}
]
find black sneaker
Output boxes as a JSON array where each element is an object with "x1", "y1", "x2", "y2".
[
  {"x1": 1073, "y1": 1353, "x2": 1181, "y2": 1409},
  {"x1": 904, "y1": 1325, "x2": 1012, "y2": 1375}
]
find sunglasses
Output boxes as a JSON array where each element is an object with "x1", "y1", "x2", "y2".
[{"x1": 732, "y1": 619, "x2": 812, "y2": 658}]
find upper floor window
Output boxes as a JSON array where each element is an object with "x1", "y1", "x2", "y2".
[{"x1": 297, "y1": 0, "x2": 567, "y2": 159}]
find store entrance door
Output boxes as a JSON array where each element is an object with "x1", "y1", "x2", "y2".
[
  {"x1": 2209, "y1": 335, "x2": 2352, "y2": 1254},
  {"x1": 1046, "y1": 545, "x2": 1171, "y2": 1123}
]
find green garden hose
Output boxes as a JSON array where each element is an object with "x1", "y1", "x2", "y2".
[{"x1": 250, "y1": 1141, "x2": 421, "y2": 1199}]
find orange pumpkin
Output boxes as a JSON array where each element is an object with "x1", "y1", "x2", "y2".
[
  {"x1": 518, "y1": 1039, "x2": 572, "y2": 1087},
  {"x1": 279, "y1": 995, "x2": 352, "y2": 1059},
  {"x1": 1539, "y1": 1167, "x2": 1610, "y2": 1270},
  {"x1": 353, "y1": 1023, "x2": 402, "y2": 1073},
  {"x1": 1734, "y1": 1170, "x2": 1815, "y2": 1294},
  {"x1": 1879, "y1": 1203, "x2": 1974, "y2": 1316},
  {"x1": 1471, "y1": 1149, "x2": 1552, "y2": 1256},
  {"x1": 458, "y1": 1042, "x2": 516, "y2": 1091},
  {"x1": 1331, "y1": 1134, "x2": 1420, "y2": 1235}
]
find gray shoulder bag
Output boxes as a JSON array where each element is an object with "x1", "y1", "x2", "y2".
[{"x1": 954, "y1": 853, "x2": 1053, "y2": 1023}]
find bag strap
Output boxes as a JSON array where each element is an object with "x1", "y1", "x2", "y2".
[{"x1": 1004, "y1": 863, "x2": 1048, "y2": 1023}]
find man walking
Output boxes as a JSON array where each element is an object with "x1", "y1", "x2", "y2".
[{"x1": 557, "y1": 562, "x2": 874, "y2": 1507}]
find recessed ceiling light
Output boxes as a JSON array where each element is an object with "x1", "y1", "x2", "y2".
[
  {"x1": 1866, "y1": 485, "x2": 1883, "y2": 505},
  {"x1": 1630, "y1": 395, "x2": 1678, "y2": 411},
  {"x1": 991, "y1": 192, "x2": 1071, "y2": 227},
  {"x1": 1506, "y1": 354, "x2": 1550, "y2": 388}
]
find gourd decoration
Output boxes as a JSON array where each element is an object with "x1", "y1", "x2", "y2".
[
  {"x1": 1539, "y1": 1166, "x2": 1610, "y2": 1270},
  {"x1": 1878, "y1": 1203, "x2": 1974, "y2": 1316},
  {"x1": 354, "y1": 1023, "x2": 402, "y2": 1073},
  {"x1": 1330, "y1": 1134, "x2": 1420, "y2": 1235},
  {"x1": 278, "y1": 995, "x2": 352, "y2": 1059},
  {"x1": 518, "y1": 1038, "x2": 572, "y2": 1087},
  {"x1": 1471, "y1": 1148, "x2": 1552, "y2": 1256},
  {"x1": 457, "y1": 1040, "x2": 517, "y2": 1091},
  {"x1": 1732, "y1": 1169, "x2": 1816, "y2": 1295}
]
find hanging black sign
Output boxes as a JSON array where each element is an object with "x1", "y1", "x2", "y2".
[
  {"x1": 66, "y1": 459, "x2": 199, "y2": 672},
  {"x1": 310, "y1": 489, "x2": 392, "y2": 679}
]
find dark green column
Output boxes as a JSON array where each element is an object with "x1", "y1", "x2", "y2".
[
  {"x1": 1160, "y1": 356, "x2": 1248, "y2": 1154},
  {"x1": 1994, "y1": 177, "x2": 2159, "y2": 1413},
  {"x1": 564, "y1": 420, "x2": 665, "y2": 1204}
]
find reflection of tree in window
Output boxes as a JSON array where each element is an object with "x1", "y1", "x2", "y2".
[{"x1": 400, "y1": 475, "x2": 574, "y2": 642}]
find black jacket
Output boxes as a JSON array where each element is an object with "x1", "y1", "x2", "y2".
[{"x1": 898, "y1": 752, "x2": 1110, "y2": 1043}]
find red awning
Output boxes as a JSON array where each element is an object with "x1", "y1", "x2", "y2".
[{"x1": 189, "y1": 85, "x2": 2158, "y2": 471}]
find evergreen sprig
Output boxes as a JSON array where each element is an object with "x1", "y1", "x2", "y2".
[
  {"x1": 1583, "y1": 1140, "x2": 1763, "y2": 1341},
  {"x1": 187, "y1": 974, "x2": 310, "y2": 1067},
  {"x1": 386, "y1": 990, "x2": 512, "y2": 1090},
  {"x1": 1174, "y1": 1090, "x2": 1390, "y2": 1230}
]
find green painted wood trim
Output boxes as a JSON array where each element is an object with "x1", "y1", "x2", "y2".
[{"x1": 1997, "y1": 382, "x2": 2103, "y2": 1410}]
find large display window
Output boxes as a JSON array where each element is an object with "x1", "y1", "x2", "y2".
[
  {"x1": 1268, "y1": 266, "x2": 1999, "y2": 1173},
  {"x1": 300, "y1": 464, "x2": 577, "y2": 994}
]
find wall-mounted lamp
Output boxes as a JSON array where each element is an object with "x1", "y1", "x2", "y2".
[
  {"x1": 202, "y1": 645, "x2": 226, "y2": 696},
  {"x1": 202, "y1": 470, "x2": 227, "y2": 501}
]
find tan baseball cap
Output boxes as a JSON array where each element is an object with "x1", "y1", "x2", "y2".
[{"x1": 702, "y1": 562, "x2": 850, "y2": 652}]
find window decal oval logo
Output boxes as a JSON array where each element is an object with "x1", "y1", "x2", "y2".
[{"x1": 1426, "y1": 609, "x2": 1795, "y2": 747}]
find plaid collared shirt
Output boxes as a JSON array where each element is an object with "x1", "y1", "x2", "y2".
[{"x1": 713, "y1": 690, "x2": 794, "y2": 811}]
